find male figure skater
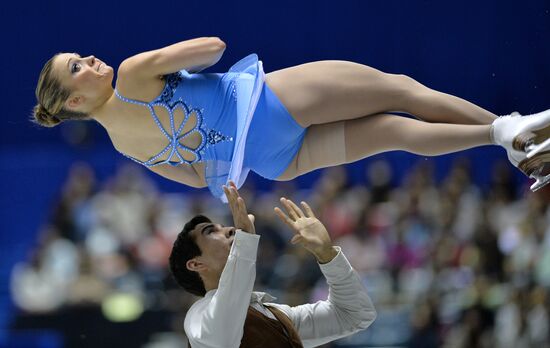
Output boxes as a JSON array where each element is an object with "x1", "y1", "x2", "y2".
[{"x1": 169, "y1": 181, "x2": 376, "y2": 347}]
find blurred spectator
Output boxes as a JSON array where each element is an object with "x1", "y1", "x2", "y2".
[{"x1": 10, "y1": 158, "x2": 550, "y2": 347}]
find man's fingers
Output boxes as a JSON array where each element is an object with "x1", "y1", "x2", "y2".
[
  {"x1": 223, "y1": 184, "x2": 255, "y2": 233},
  {"x1": 300, "y1": 201, "x2": 315, "y2": 218},
  {"x1": 223, "y1": 185, "x2": 236, "y2": 205},
  {"x1": 285, "y1": 198, "x2": 304, "y2": 218},
  {"x1": 223, "y1": 185, "x2": 237, "y2": 215},
  {"x1": 281, "y1": 198, "x2": 303, "y2": 220},
  {"x1": 237, "y1": 196, "x2": 248, "y2": 215},
  {"x1": 236, "y1": 197, "x2": 250, "y2": 223},
  {"x1": 224, "y1": 183, "x2": 251, "y2": 228},
  {"x1": 280, "y1": 198, "x2": 298, "y2": 221},
  {"x1": 274, "y1": 207, "x2": 296, "y2": 229}
]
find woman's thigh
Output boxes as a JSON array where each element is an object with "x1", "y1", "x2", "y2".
[
  {"x1": 276, "y1": 113, "x2": 404, "y2": 180},
  {"x1": 265, "y1": 61, "x2": 418, "y2": 127},
  {"x1": 276, "y1": 112, "x2": 492, "y2": 180},
  {"x1": 276, "y1": 121, "x2": 347, "y2": 180}
]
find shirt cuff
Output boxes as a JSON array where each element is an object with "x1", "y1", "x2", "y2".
[
  {"x1": 318, "y1": 247, "x2": 354, "y2": 280},
  {"x1": 229, "y1": 230, "x2": 260, "y2": 261}
]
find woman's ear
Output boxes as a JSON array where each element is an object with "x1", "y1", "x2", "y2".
[
  {"x1": 186, "y1": 258, "x2": 206, "y2": 272},
  {"x1": 66, "y1": 95, "x2": 85, "y2": 110}
]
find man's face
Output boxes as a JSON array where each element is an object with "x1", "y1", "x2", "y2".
[{"x1": 189, "y1": 222, "x2": 237, "y2": 276}]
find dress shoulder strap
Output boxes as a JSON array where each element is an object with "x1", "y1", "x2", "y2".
[{"x1": 114, "y1": 89, "x2": 150, "y2": 106}]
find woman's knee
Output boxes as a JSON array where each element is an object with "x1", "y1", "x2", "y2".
[
  {"x1": 385, "y1": 74, "x2": 435, "y2": 111},
  {"x1": 389, "y1": 73, "x2": 424, "y2": 95}
]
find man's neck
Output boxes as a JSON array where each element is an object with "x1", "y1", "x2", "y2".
[{"x1": 202, "y1": 273, "x2": 221, "y2": 292}]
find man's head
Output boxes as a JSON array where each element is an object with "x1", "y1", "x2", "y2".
[{"x1": 169, "y1": 215, "x2": 237, "y2": 296}]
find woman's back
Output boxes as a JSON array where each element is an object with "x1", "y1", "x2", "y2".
[
  {"x1": 108, "y1": 53, "x2": 265, "y2": 199},
  {"x1": 110, "y1": 70, "x2": 240, "y2": 168}
]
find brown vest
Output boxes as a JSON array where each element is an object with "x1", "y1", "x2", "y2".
[{"x1": 240, "y1": 305, "x2": 304, "y2": 348}]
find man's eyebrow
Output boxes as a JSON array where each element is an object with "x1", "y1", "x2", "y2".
[{"x1": 200, "y1": 223, "x2": 214, "y2": 235}]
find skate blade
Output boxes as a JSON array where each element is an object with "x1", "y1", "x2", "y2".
[
  {"x1": 530, "y1": 172, "x2": 550, "y2": 191},
  {"x1": 527, "y1": 138, "x2": 550, "y2": 158}
]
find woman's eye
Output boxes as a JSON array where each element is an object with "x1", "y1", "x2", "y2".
[{"x1": 71, "y1": 63, "x2": 81, "y2": 74}]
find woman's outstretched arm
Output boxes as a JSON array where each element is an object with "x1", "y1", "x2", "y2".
[{"x1": 119, "y1": 37, "x2": 226, "y2": 78}]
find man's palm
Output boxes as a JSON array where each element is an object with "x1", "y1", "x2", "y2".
[{"x1": 274, "y1": 198, "x2": 333, "y2": 257}]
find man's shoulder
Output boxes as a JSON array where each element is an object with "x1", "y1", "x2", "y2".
[
  {"x1": 186, "y1": 293, "x2": 214, "y2": 318},
  {"x1": 184, "y1": 295, "x2": 213, "y2": 334},
  {"x1": 189, "y1": 290, "x2": 216, "y2": 311}
]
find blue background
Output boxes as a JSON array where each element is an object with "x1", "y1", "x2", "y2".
[{"x1": 0, "y1": 0, "x2": 549, "y2": 343}]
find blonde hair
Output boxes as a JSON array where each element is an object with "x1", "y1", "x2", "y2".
[{"x1": 32, "y1": 53, "x2": 89, "y2": 127}]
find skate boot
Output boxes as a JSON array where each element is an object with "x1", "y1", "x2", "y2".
[{"x1": 492, "y1": 109, "x2": 550, "y2": 191}]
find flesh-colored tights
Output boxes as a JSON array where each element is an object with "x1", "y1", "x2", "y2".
[{"x1": 263, "y1": 61, "x2": 495, "y2": 180}]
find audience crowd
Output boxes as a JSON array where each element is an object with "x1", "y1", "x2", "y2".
[{"x1": 10, "y1": 158, "x2": 550, "y2": 347}]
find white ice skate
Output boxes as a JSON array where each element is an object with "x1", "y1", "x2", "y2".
[{"x1": 492, "y1": 109, "x2": 550, "y2": 191}]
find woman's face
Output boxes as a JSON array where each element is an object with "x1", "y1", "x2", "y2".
[{"x1": 53, "y1": 53, "x2": 114, "y2": 110}]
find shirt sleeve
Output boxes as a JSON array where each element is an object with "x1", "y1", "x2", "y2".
[
  {"x1": 268, "y1": 247, "x2": 377, "y2": 348},
  {"x1": 185, "y1": 230, "x2": 260, "y2": 348}
]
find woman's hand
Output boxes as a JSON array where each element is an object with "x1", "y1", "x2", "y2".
[{"x1": 274, "y1": 198, "x2": 337, "y2": 264}]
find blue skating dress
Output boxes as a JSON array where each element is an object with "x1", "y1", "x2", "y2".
[{"x1": 114, "y1": 54, "x2": 306, "y2": 202}]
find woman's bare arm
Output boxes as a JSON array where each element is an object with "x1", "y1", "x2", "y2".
[
  {"x1": 119, "y1": 37, "x2": 226, "y2": 79},
  {"x1": 149, "y1": 163, "x2": 207, "y2": 188}
]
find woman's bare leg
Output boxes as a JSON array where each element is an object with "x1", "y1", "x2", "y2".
[
  {"x1": 266, "y1": 61, "x2": 497, "y2": 127},
  {"x1": 278, "y1": 113, "x2": 492, "y2": 180}
]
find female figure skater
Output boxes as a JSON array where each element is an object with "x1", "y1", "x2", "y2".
[{"x1": 33, "y1": 37, "x2": 550, "y2": 201}]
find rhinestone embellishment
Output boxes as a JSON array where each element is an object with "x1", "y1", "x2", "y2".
[{"x1": 113, "y1": 71, "x2": 233, "y2": 167}]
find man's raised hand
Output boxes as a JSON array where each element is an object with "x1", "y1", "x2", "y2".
[
  {"x1": 274, "y1": 198, "x2": 337, "y2": 264},
  {"x1": 223, "y1": 181, "x2": 255, "y2": 234}
]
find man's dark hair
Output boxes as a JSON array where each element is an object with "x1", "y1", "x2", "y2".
[{"x1": 169, "y1": 215, "x2": 211, "y2": 296}]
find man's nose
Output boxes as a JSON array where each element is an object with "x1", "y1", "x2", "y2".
[{"x1": 226, "y1": 227, "x2": 236, "y2": 237}]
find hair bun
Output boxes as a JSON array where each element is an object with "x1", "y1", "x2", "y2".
[{"x1": 32, "y1": 104, "x2": 60, "y2": 127}]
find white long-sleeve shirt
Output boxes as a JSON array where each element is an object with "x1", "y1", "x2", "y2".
[{"x1": 184, "y1": 230, "x2": 377, "y2": 348}]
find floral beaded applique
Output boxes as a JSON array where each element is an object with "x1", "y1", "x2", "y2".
[
  {"x1": 114, "y1": 71, "x2": 233, "y2": 167},
  {"x1": 159, "y1": 72, "x2": 184, "y2": 105}
]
